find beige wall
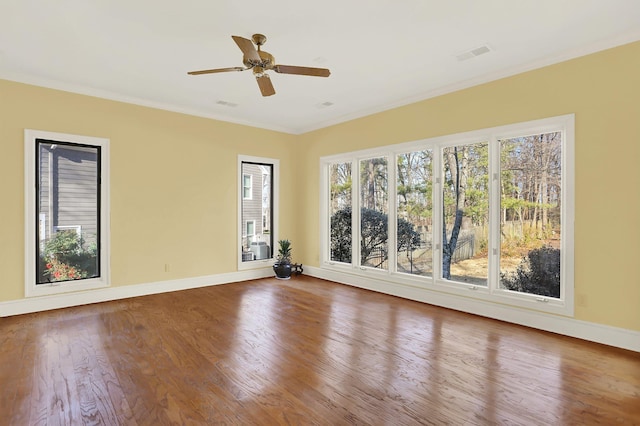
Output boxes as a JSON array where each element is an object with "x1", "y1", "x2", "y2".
[
  {"x1": 294, "y1": 41, "x2": 640, "y2": 332},
  {"x1": 1, "y1": 41, "x2": 638, "y2": 332},
  {"x1": 0, "y1": 80, "x2": 298, "y2": 301}
]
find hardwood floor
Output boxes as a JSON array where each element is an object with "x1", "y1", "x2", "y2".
[{"x1": 1, "y1": 275, "x2": 639, "y2": 425}]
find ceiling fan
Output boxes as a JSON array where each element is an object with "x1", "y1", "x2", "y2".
[{"x1": 188, "y1": 34, "x2": 331, "y2": 97}]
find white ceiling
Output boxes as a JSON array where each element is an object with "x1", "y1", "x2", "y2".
[{"x1": 2, "y1": 1, "x2": 640, "y2": 134}]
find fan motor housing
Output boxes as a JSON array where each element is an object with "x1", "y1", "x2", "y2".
[{"x1": 243, "y1": 50, "x2": 275, "y2": 70}]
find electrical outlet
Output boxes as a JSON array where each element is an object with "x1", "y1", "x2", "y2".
[{"x1": 164, "y1": 263, "x2": 171, "y2": 273}]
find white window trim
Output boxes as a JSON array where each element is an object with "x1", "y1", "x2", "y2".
[
  {"x1": 320, "y1": 114, "x2": 574, "y2": 317},
  {"x1": 237, "y1": 155, "x2": 279, "y2": 271},
  {"x1": 24, "y1": 129, "x2": 111, "y2": 297}
]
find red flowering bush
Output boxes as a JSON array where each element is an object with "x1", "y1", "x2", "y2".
[
  {"x1": 45, "y1": 258, "x2": 88, "y2": 281},
  {"x1": 40, "y1": 230, "x2": 97, "y2": 283}
]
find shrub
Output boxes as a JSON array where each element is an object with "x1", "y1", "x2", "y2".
[
  {"x1": 41, "y1": 230, "x2": 97, "y2": 282},
  {"x1": 330, "y1": 207, "x2": 421, "y2": 265},
  {"x1": 330, "y1": 207, "x2": 353, "y2": 263},
  {"x1": 501, "y1": 246, "x2": 560, "y2": 298}
]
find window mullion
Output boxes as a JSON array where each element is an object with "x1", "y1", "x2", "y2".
[
  {"x1": 352, "y1": 159, "x2": 360, "y2": 270},
  {"x1": 432, "y1": 147, "x2": 443, "y2": 281},
  {"x1": 321, "y1": 162, "x2": 329, "y2": 264},
  {"x1": 388, "y1": 153, "x2": 397, "y2": 274},
  {"x1": 488, "y1": 136, "x2": 500, "y2": 293}
]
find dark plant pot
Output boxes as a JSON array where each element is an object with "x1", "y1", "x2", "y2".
[{"x1": 273, "y1": 262, "x2": 292, "y2": 280}]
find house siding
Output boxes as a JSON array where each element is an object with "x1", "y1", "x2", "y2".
[{"x1": 38, "y1": 141, "x2": 99, "y2": 243}]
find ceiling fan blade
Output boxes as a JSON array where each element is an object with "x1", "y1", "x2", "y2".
[
  {"x1": 187, "y1": 67, "x2": 247, "y2": 75},
  {"x1": 256, "y1": 75, "x2": 275, "y2": 97},
  {"x1": 274, "y1": 65, "x2": 330, "y2": 77},
  {"x1": 232, "y1": 35, "x2": 261, "y2": 63}
]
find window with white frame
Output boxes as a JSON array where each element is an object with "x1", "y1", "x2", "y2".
[
  {"x1": 360, "y1": 157, "x2": 389, "y2": 270},
  {"x1": 441, "y1": 141, "x2": 489, "y2": 285},
  {"x1": 238, "y1": 156, "x2": 279, "y2": 269},
  {"x1": 329, "y1": 162, "x2": 353, "y2": 264},
  {"x1": 320, "y1": 115, "x2": 574, "y2": 316},
  {"x1": 243, "y1": 174, "x2": 252, "y2": 200},
  {"x1": 246, "y1": 220, "x2": 255, "y2": 243},
  {"x1": 24, "y1": 130, "x2": 110, "y2": 297},
  {"x1": 396, "y1": 149, "x2": 433, "y2": 277}
]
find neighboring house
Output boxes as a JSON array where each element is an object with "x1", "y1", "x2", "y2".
[{"x1": 38, "y1": 141, "x2": 98, "y2": 245}]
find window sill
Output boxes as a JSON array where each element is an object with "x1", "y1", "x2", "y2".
[{"x1": 321, "y1": 263, "x2": 573, "y2": 317}]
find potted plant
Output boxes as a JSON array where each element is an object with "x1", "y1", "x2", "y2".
[{"x1": 273, "y1": 239, "x2": 293, "y2": 280}]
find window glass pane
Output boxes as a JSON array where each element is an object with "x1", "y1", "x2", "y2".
[
  {"x1": 241, "y1": 162, "x2": 272, "y2": 261},
  {"x1": 243, "y1": 175, "x2": 252, "y2": 199},
  {"x1": 397, "y1": 151, "x2": 432, "y2": 276},
  {"x1": 37, "y1": 141, "x2": 100, "y2": 284},
  {"x1": 360, "y1": 157, "x2": 388, "y2": 269},
  {"x1": 329, "y1": 162, "x2": 352, "y2": 263},
  {"x1": 442, "y1": 142, "x2": 489, "y2": 285},
  {"x1": 499, "y1": 132, "x2": 562, "y2": 297}
]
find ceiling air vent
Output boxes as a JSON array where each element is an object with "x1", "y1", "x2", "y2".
[
  {"x1": 456, "y1": 44, "x2": 492, "y2": 62},
  {"x1": 316, "y1": 101, "x2": 334, "y2": 109},
  {"x1": 216, "y1": 100, "x2": 238, "y2": 107}
]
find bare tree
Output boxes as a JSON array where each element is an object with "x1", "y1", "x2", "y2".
[{"x1": 442, "y1": 146, "x2": 469, "y2": 279}]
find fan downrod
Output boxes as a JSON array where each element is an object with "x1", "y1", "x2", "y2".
[{"x1": 252, "y1": 34, "x2": 267, "y2": 47}]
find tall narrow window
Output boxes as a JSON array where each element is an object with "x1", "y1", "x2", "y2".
[
  {"x1": 442, "y1": 142, "x2": 489, "y2": 285},
  {"x1": 499, "y1": 132, "x2": 562, "y2": 298},
  {"x1": 25, "y1": 130, "x2": 110, "y2": 296},
  {"x1": 37, "y1": 141, "x2": 100, "y2": 283},
  {"x1": 397, "y1": 150, "x2": 432, "y2": 276},
  {"x1": 329, "y1": 162, "x2": 352, "y2": 263},
  {"x1": 239, "y1": 156, "x2": 278, "y2": 268},
  {"x1": 360, "y1": 157, "x2": 388, "y2": 269}
]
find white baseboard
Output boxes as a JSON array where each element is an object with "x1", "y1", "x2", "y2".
[
  {"x1": 3, "y1": 267, "x2": 637, "y2": 353},
  {"x1": 0, "y1": 268, "x2": 273, "y2": 317},
  {"x1": 304, "y1": 266, "x2": 640, "y2": 353}
]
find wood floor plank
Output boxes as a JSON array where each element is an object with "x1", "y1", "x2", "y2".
[
  {"x1": 1, "y1": 275, "x2": 639, "y2": 425},
  {"x1": 1, "y1": 316, "x2": 36, "y2": 425}
]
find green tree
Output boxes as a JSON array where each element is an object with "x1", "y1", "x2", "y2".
[{"x1": 397, "y1": 151, "x2": 433, "y2": 227}]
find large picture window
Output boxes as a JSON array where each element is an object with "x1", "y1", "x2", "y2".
[
  {"x1": 238, "y1": 156, "x2": 279, "y2": 269},
  {"x1": 320, "y1": 115, "x2": 574, "y2": 316},
  {"x1": 25, "y1": 130, "x2": 110, "y2": 296}
]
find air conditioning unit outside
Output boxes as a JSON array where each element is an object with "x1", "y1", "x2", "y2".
[
  {"x1": 242, "y1": 252, "x2": 255, "y2": 261},
  {"x1": 250, "y1": 241, "x2": 271, "y2": 260}
]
